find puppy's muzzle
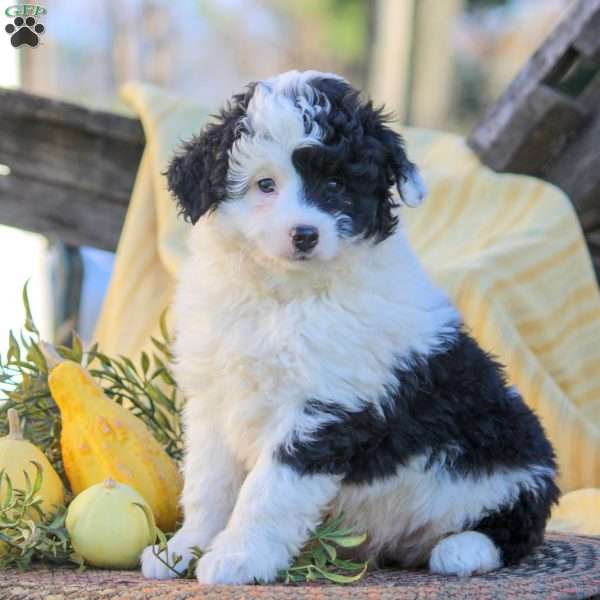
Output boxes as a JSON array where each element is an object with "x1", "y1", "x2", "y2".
[{"x1": 290, "y1": 225, "x2": 319, "y2": 253}]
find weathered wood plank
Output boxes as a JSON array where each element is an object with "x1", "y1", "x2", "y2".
[
  {"x1": 467, "y1": 0, "x2": 600, "y2": 279},
  {"x1": 573, "y1": 8, "x2": 600, "y2": 60},
  {"x1": 468, "y1": 0, "x2": 600, "y2": 219},
  {"x1": 543, "y1": 88, "x2": 600, "y2": 221},
  {"x1": 0, "y1": 172, "x2": 128, "y2": 250},
  {"x1": 0, "y1": 88, "x2": 144, "y2": 251}
]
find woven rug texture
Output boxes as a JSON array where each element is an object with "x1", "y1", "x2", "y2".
[{"x1": 2, "y1": 533, "x2": 600, "y2": 599}]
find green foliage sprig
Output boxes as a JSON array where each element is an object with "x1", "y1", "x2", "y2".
[
  {"x1": 280, "y1": 516, "x2": 368, "y2": 584},
  {"x1": 148, "y1": 515, "x2": 368, "y2": 585},
  {"x1": 0, "y1": 284, "x2": 64, "y2": 480},
  {"x1": 0, "y1": 463, "x2": 81, "y2": 570}
]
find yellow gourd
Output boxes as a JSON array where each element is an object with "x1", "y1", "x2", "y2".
[
  {"x1": 66, "y1": 477, "x2": 156, "y2": 569},
  {"x1": 43, "y1": 345, "x2": 182, "y2": 531},
  {"x1": 0, "y1": 408, "x2": 65, "y2": 516}
]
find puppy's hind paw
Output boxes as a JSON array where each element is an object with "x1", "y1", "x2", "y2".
[{"x1": 429, "y1": 531, "x2": 502, "y2": 577}]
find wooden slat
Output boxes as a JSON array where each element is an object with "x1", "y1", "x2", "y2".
[
  {"x1": 0, "y1": 88, "x2": 144, "y2": 251},
  {"x1": 467, "y1": 0, "x2": 600, "y2": 279},
  {"x1": 467, "y1": 0, "x2": 600, "y2": 179}
]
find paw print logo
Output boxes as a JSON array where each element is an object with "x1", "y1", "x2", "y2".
[{"x1": 5, "y1": 16, "x2": 45, "y2": 48}]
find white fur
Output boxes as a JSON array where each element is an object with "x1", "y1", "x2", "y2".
[
  {"x1": 140, "y1": 70, "x2": 549, "y2": 584},
  {"x1": 429, "y1": 531, "x2": 502, "y2": 576},
  {"x1": 219, "y1": 165, "x2": 346, "y2": 264},
  {"x1": 225, "y1": 71, "x2": 346, "y2": 264},
  {"x1": 196, "y1": 458, "x2": 339, "y2": 584},
  {"x1": 334, "y1": 456, "x2": 553, "y2": 567}
]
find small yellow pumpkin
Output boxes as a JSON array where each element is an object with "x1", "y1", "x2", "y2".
[
  {"x1": 66, "y1": 478, "x2": 156, "y2": 569},
  {"x1": 0, "y1": 408, "x2": 65, "y2": 516}
]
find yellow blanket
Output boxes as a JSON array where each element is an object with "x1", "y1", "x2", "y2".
[{"x1": 95, "y1": 82, "x2": 600, "y2": 536}]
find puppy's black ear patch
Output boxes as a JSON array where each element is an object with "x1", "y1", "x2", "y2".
[{"x1": 166, "y1": 85, "x2": 256, "y2": 224}]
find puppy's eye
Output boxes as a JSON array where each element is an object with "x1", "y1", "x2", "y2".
[
  {"x1": 326, "y1": 178, "x2": 344, "y2": 192},
  {"x1": 257, "y1": 178, "x2": 276, "y2": 193}
]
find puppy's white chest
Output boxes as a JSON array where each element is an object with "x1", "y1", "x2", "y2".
[
  {"x1": 176, "y1": 292, "x2": 400, "y2": 468},
  {"x1": 174, "y1": 230, "x2": 453, "y2": 469}
]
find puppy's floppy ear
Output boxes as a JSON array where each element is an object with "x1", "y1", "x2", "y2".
[
  {"x1": 166, "y1": 128, "x2": 228, "y2": 224},
  {"x1": 166, "y1": 85, "x2": 255, "y2": 224},
  {"x1": 376, "y1": 123, "x2": 427, "y2": 208}
]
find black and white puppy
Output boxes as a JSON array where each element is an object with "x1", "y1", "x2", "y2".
[{"x1": 141, "y1": 70, "x2": 559, "y2": 584}]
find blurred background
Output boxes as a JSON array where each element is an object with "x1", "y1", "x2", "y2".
[{"x1": 0, "y1": 0, "x2": 576, "y2": 352}]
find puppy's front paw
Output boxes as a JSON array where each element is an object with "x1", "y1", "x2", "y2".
[
  {"x1": 141, "y1": 529, "x2": 204, "y2": 579},
  {"x1": 141, "y1": 544, "x2": 181, "y2": 580},
  {"x1": 196, "y1": 533, "x2": 289, "y2": 584},
  {"x1": 429, "y1": 531, "x2": 501, "y2": 577}
]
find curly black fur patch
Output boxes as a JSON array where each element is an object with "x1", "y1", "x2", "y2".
[
  {"x1": 278, "y1": 329, "x2": 557, "y2": 482},
  {"x1": 474, "y1": 477, "x2": 560, "y2": 565},
  {"x1": 277, "y1": 328, "x2": 558, "y2": 563},
  {"x1": 165, "y1": 84, "x2": 256, "y2": 224},
  {"x1": 302, "y1": 76, "x2": 416, "y2": 241}
]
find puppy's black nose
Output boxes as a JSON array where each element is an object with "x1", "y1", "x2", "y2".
[{"x1": 290, "y1": 225, "x2": 319, "y2": 252}]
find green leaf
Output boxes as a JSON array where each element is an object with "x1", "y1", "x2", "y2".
[
  {"x1": 155, "y1": 526, "x2": 168, "y2": 550},
  {"x1": 151, "y1": 357, "x2": 176, "y2": 385},
  {"x1": 71, "y1": 334, "x2": 83, "y2": 363},
  {"x1": 150, "y1": 337, "x2": 171, "y2": 358},
  {"x1": 328, "y1": 532, "x2": 367, "y2": 548},
  {"x1": 312, "y1": 562, "x2": 368, "y2": 584},
  {"x1": 27, "y1": 342, "x2": 48, "y2": 373},
  {"x1": 29, "y1": 461, "x2": 44, "y2": 496},
  {"x1": 22, "y1": 468, "x2": 33, "y2": 494},
  {"x1": 159, "y1": 310, "x2": 172, "y2": 345},
  {"x1": 1, "y1": 470, "x2": 13, "y2": 507},
  {"x1": 171, "y1": 552, "x2": 182, "y2": 568},
  {"x1": 83, "y1": 343, "x2": 98, "y2": 367},
  {"x1": 145, "y1": 384, "x2": 172, "y2": 409},
  {"x1": 119, "y1": 355, "x2": 139, "y2": 376},
  {"x1": 7, "y1": 331, "x2": 20, "y2": 363},
  {"x1": 22, "y1": 281, "x2": 39, "y2": 336},
  {"x1": 90, "y1": 350, "x2": 113, "y2": 369},
  {"x1": 321, "y1": 541, "x2": 337, "y2": 561},
  {"x1": 141, "y1": 352, "x2": 150, "y2": 375},
  {"x1": 152, "y1": 409, "x2": 174, "y2": 432},
  {"x1": 132, "y1": 502, "x2": 157, "y2": 538},
  {"x1": 312, "y1": 546, "x2": 327, "y2": 569}
]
